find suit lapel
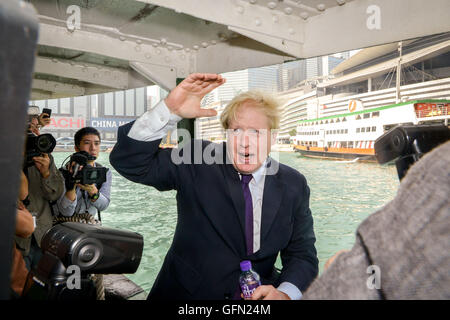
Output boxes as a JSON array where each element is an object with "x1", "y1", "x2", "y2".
[
  {"x1": 223, "y1": 163, "x2": 247, "y2": 239},
  {"x1": 260, "y1": 160, "x2": 284, "y2": 243}
]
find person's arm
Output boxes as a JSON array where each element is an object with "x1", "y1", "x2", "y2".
[
  {"x1": 127, "y1": 99, "x2": 182, "y2": 142},
  {"x1": 278, "y1": 180, "x2": 319, "y2": 291},
  {"x1": 87, "y1": 169, "x2": 112, "y2": 212},
  {"x1": 15, "y1": 206, "x2": 34, "y2": 238},
  {"x1": 35, "y1": 154, "x2": 65, "y2": 202},
  {"x1": 110, "y1": 73, "x2": 225, "y2": 190},
  {"x1": 252, "y1": 176, "x2": 318, "y2": 300},
  {"x1": 56, "y1": 184, "x2": 78, "y2": 217},
  {"x1": 127, "y1": 73, "x2": 225, "y2": 142},
  {"x1": 19, "y1": 171, "x2": 28, "y2": 201}
]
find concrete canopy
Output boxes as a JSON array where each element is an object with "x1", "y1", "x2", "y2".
[{"x1": 29, "y1": 0, "x2": 450, "y2": 99}]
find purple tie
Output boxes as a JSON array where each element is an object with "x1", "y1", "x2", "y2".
[{"x1": 241, "y1": 174, "x2": 253, "y2": 256}]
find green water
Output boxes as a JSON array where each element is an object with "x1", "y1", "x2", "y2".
[{"x1": 52, "y1": 151, "x2": 399, "y2": 295}]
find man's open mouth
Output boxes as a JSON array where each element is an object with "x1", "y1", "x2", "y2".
[{"x1": 237, "y1": 152, "x2": 255, "y2": 164}]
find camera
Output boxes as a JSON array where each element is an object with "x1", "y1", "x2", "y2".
[
  {"x1": 24, "y1": 132, "x2": 56, "y2": 168},
  {"x1": 374, "y1": 124, "x2": 450, "y2": 180},
  {"x1": 23, "y1": 222, "x2": 144, "y2": 300},
  {"x1": 60, "y1": 151, "x2": 108, "y2": 186}
]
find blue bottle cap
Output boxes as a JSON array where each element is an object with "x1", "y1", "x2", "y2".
[{"x1": 240, "y1": 260, "x2": 252, "y2": 271}]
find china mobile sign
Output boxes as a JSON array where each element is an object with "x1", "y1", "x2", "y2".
[
  {"x1": 47, "y1": 116, "x2": 86, "y2": 130},
  {"x1": 90, "y1": 118, "x2": 134, "y2": 131}
]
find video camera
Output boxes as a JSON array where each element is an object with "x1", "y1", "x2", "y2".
[
  {"x1": 60, "y1": 151, "x2": 108, "y2": 186},
  {"x1": 374, "y1": 124, "x2": 450, "y2": 180},
  {"x1": 24, "y1": 132, "x2": 56, "y2": 168},
  {"x1": 23, "y1": 222, "x2": 144, "y2": 300}
]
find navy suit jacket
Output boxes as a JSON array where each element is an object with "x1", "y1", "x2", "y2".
[{"x1": 110, "y1": 122, "x2": 318, "y2": 300}]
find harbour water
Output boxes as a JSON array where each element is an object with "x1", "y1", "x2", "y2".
[{"x1": 52, "y1": 150, "x2": 399, "y2": 295}]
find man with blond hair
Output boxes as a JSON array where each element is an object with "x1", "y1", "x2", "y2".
[{"x1": 110, "y1": 73, "x2": 318, "y2": 300}]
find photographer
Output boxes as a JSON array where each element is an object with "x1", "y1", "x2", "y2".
[
  {"x1": 27, "y1": 105, "x2": 51, "y2": 136},
  {"x1": 16, "y1": 107, "x2": 65, "y2": 271},
  {"x1": 56, "y1": 127, "x2": 112, "y2": 220}
]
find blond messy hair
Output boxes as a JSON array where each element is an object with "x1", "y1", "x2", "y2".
[{"x1": 220, "y1": 90, "x2": 281, "y2": 130}]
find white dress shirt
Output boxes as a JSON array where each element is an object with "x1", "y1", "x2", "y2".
[{"x1": 127, "y1": 99, "x2": 302, "y2": 300}]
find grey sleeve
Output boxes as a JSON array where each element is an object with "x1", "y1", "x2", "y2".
[
  {"x1": 302, "y1": 235, "x2": 380, "y2": 300},
  {"x1": 56, "y1": 185, "x2": 77, "y2": 217},
  {"x1": 91, "y1": 168, "x2": 112, "y2": 212}
]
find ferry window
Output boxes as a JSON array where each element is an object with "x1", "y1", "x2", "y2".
[
  {"x1": 333, "y1": 130, "x2": 336, "y2": 134},
  {"x1": 356, "y1": 128, "x2": 360, "y2": 133},
  {"x1": 336, "y1": 118, "x2": 341, "y2": 122},
  {"x1": 342, "y1": 142, "x2": 347, "y2": 148},
  {"x1": 356, "y1": 115, "x2": 361, "y2": 120},
  {"x1": 348, "y1": 141, "x2": 354, "y2": 148},
  {"x1": 366, "y1": 127, "x2": 371, "y2": 132},
  {"x1": 342, "y1": 117, "x2": 347, "y2": 122},
  {"x1": 372, "y1": 126, "x2": 377, "y2": 132},
  {"x1": 345, "y1": 129, "x2": 348, "y2": 134},
  {"x1": 363, "y1": 113, "x2": 370, "y2": 119},
  {"x1": 372, "y1": 111, "x2": 380, "y2": 117},
  {"x1": 362, "y1": 127, "x2": 366, "y2": 132}
]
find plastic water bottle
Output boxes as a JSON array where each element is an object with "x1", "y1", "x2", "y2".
[{"x1": 239, "y1": 260, "x2": 261, "y2": 299}]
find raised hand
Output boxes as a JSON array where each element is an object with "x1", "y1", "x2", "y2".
[
  {"x1": 38, "y1": 113, "x2": 51, "y2": 127},
  {"x1": 164, "y1": 73, "x2": 226, "y2": 119}
]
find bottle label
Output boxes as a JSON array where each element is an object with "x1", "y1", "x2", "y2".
[{"x1": 241, "y1": 280, "x2": 260, "y2": 299}]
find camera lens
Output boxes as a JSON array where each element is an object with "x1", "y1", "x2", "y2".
[{"x1": 36, "y1": 134, "x2": 56, "y2": 153}]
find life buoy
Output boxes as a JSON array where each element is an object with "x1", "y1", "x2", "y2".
[{"x1": 348, "y1": 100, "x2": 357, "y2": 113}]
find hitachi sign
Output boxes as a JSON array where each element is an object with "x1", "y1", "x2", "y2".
[{"x1": 48, "y1": 117, "x2": 85, "y2": 129}]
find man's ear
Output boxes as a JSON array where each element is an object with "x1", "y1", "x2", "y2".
[
  {"x1": 74, "y1": 146, "x2": 80, "y2": 152},
  {"x1": 271, "y1": 129, "x2": 278, "y2": 145}
]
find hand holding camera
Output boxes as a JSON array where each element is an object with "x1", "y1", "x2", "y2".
[
  {"x1": 32, "y1": 153, "x2": 51, "y2": 178},
  {"x1": 38, "y1": 108, "x2": 52, "y2": 127},
  {"x1": 60, "y1": 151, "x2": 108, "y2": 194}
]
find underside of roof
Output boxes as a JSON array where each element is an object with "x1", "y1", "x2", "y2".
[
  {"x1": 28, "y1": 0, "x2": 450, "y2": 100},
  {"x1": 319, "y1": 36, "x2": 450, "y2": 88}
]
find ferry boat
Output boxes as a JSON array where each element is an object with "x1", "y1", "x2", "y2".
[{"x1": 293, "y1": 99, "x2": 450, "y2": 161}]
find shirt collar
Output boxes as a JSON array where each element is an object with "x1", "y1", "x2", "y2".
[{"x1": 238, "y1": 157, "x2": 269, "y2": 184}]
